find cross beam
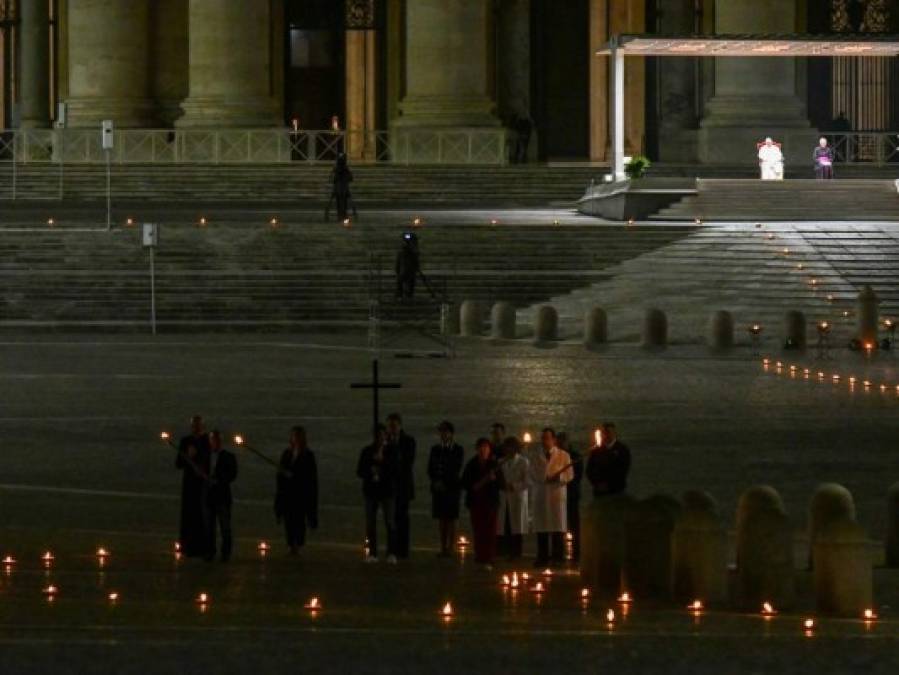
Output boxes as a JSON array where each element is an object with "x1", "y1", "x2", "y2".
[{"x1": 350, "y1": 359, "x2": 401, "y2": 440}]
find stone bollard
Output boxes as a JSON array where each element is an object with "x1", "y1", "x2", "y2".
[
  {"x1": 441, "y1": 302, "x2": 459, "y2": 336},
  {"x1": 459, "y1": 300, "x2": 483, "y2": 337},
  {"x1": 580, "y1": 494, "x2": 634, "y2": 594},
  {"x1": 490, "y1": 302, "x2": 516, "y2": 340},
  {"x1": 782, "y1": 310, "x2": 807, "y2": 350},
  {"x1": 584, "y1": 307, "x2": 608, "y2": 346},
  {"x1": 533, "y1": 305, "x2": 558, "y2": 344},
  {"x1": 887, "y1": 482, "x2": 899, "y2": 568},
  {"x1": 808, "y1": 483, "x2": 856, "y2": 568},
  {"x1": 623, "y1": 495, "x2": 682, "y2": 599},
  {"x1": 813, "y1": 518, "x2": 873, "y2": 616},
  {"x1": 642, "y1": 308, "x2": 668, "y2": 348},
  {"x1": 708, "y1": 310, "x2": 734, "y2": 350},
  {"x1": 735, "y1": 485, "x2": 795, "y2": 610},
  {"x1": 857, "y1": 284, "x2": 880, "y2": 346},
  {"x1": 671, "y1": 491, "x2": 728, "y2": 605}
]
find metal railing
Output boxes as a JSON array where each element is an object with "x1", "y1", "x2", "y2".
[
  {"x1": 0, "y1": 127, "x2": 509, "y2": 166},
  {"x1": 822, "y1": 132, "x2": 899, "y2": 165}
]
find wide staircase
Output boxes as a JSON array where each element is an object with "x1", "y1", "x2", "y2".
[
  {"x1": 651, "y1": 179, "x2": 899, "y2": 221},
  {"x1": 0, "y1": 164, "x2": 599, "y2": 206},
  {"x1": 0, "y1": 216, "x2": 692, "y2": 330}
]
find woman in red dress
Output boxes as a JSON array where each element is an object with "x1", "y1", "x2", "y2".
[{"x1": 461, "y1": 438, "x2": 503, "y2": 566}]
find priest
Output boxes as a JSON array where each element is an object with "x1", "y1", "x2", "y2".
[
  {"x1": 176, "y1": 415, "x2": 211, "y2": 558},
  {"x1": 813, "y1": 137, "x2": 835, "y2": 180}
]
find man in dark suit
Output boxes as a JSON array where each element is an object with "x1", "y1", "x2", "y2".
[
  {"x1": 206, "y1": 429, "x2": 238, "y2": 562},
  {"x1": 387, "y1": 412, "x2": 416, "y2": 559},
  {"x1": 585, "y1": 422, "x2": 631, "y2": 498},
  {"x1": 275, "y1": 426, "x2": 319, "y2": 555},
  {"x1": 176, "y1": 415, "x2": 211, "y2": 558}
]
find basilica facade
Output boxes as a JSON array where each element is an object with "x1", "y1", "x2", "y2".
[{"x1": 0, "y1": 0, "x2": 897, "y2": 163}]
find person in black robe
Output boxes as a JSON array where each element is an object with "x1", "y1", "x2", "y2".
[
  {"x1": 514, "y1": 114, "x2": 533, "y2": 164},
  {"x1": 585, "y1": 422, "x2": 631, "y2": 498},
  {"x1": 275, "y1": 426, "x2": 319, "y2": 555},
  {"x1": 357, "y1": 423, "x2": 399, "y2": 563},
  {"x1": 386, "y1": 413, "x2": 416, "y2": 559},
  {"x1": 205, "y1": 429, "x2": 238, "y2": 562},
  {"x1": 395, "y1": 233, "x2": 420, "y2": 300},
  {"x1": 325, "y1": 153, "x2": 356, "y2": 222},
  {"x1": 557, "y1": 432, "x2": 583, "y2": 562},
  {"x1": 176, "y1": 415, "x2": 211, "y2": 558},
  {"x1": 427, "y1": 420, "x2": 465, "y2": 557},
  {"x1": 813, "y1": 137, "x2": 835, "y2": 180}
]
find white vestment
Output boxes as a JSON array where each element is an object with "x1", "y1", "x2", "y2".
[
  {"x1": 497, "y1": 453, "x2": 531, "y2": 535},
  {"x1": 528, "y1": 446, "x2": 574, "y2": 533},
  {"x1": 758, "y1": 144, "x2": 784, "y2": 180}
]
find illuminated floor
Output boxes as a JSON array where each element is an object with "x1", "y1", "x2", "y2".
[{"x1": 1, "y1": 335, "x2": 898, "y2": 672}]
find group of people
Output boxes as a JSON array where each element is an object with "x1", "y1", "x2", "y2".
[
  {"x1": 175, "y1": 416, "x2": 319, "y2": 561},
  {"x1": 174, "y1": 414, "x2": 632, "y2": 569},
  {"x1": 757, "y1": 136, "x2": 836, "y2": 181}
]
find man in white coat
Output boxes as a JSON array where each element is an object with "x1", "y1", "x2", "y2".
[
  {"x1": 758, "y1": 137, "x2": 784, "y2": 180},
  {"x1": 529, "y1": 427, "x2": 574, "y2": 567},
  {"x1": 496, "y1": 436, "x2": 530, "y2": 560}
]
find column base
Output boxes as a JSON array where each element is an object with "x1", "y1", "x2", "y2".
[
  {"x1": 65, "y1": 98, "x2": 158, "y2": 128},
  {"x1": 176, "y1": 97, "x2": 281, "y2": 128},
  {"x1": 702, "y1": 96, "x2": 811, "y2": 128},
  {"x1": 395, "y1": 95, "x2": 500, "y2": 128},
  {"x1": 697, "y1": 126, "x2": 821, "y2": 166}
]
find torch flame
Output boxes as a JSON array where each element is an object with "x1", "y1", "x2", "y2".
[
  {"x1": 594, "y1": 429, "x2": 602, "y2": 447},
  {"x1": 523, "y1": 432, "x2": 532, "y2": 444}
]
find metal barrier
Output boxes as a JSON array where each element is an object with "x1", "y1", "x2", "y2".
[
  {"x1": 0, "y1": 128, "x2": 509, "y2": 165},
  {"x1": 822, "y1": 132, "x2": 899, "y2": 165}
]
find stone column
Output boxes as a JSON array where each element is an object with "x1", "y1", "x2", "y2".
[
  {"x1": 65, "y1": 0, "x2": 156, "y2": 127},
  {"x1": 698, "y1": 0, "x2": 817, "y2": 164},
  {"x1": 609, "y1": 0, "x2": 645, "y2": 157},
  {"x1": 152, "y1": 0, "x2": 189, "y2": 127},
  {"x1": 177, "y1": 0, "x2": 279, "y2": 127},
  {"x1": 394, "y1": 0, "x2": 499, "y2": 128},
  {"x1": 346, "y1": 30, "x2": 378, "y2": 160},
  {"x1": 19, "y1": 0, "x2": 51, "y2": 128},
  {"x1": 589, "y1": 0, "x2": 609, "y2": 162}
]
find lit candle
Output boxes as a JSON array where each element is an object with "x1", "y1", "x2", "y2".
[
  {"x1": 160, "y1": 431, "x2": 171, "y2": 442},
  {"x1": 531, "y1": 582, "x2": 545, "y2": 594},
  {"x1": 174, "y1": 541, "x2": 181, "y2": 552},
  {"x1": 803, "y1": 368, "x2": 810, "y2": 377},
  {"x1": 863, "y1": 609, "x2": 877, "y2": 621},
  {"x1": 694, "y1": 218, "x2": 702, "y2": 225},
  {"x1": 234, "y1": 434, "x2": 244, "y2": 446},
  {"x1": 2, "y1": 555, "x2": 15, "y2": 566},
  {"x1": 761, "y1": 602, "x2": 776, "y2": 616},
  {"x1": 196, "y1": 592, "x2": 210, "y2": 605},
  {"x1": 688, "y1": 600, "x2": 703, "y2": 613},
  {"x1": 257, "y1": 541, "x2": 270, "y2": 555},
  {"x1": 542, "y1": 568, "x2": 553, "y2": 577},
  {"x1": 500, "y1": 574, "x2": 511, "y2": 587},
  {"x1": 342, "y1": 218, "x2": 351, "y2": 227},
  {"x1": 199, "y1": 217, "x2": 207, "y2": 226},
  {"x1": 606, "y1": 609, "x2": 616, "y2": 624},
  {"x1": 803, "y1": 617, "x2": 815, "y2": 632},
  {"x1": 520, "y1": 573, "x2": 530, "y2": 581},
  {"x1": 304, "y1": 597, "x2": 322, "y2": 611},
  {"x1": 490, "y1": 219, "x2": 498, "y2": 225},
  {"x1": 580, "y1": 588, "x2": 591, "y2": 600},
  {"x1": 457, "y1": 536, "x2": 469, "y2": 549},
  {"x1": 441, "y1": 602, "x2": 454, "y2": 619},
  {"x1": 510, "y1": 572, "x2": 520, "y2": 589},
  {"x1": 413, "y1": 217, "x2": 422, "y2": 227},
  {"x1": 96, "y1": 547, "x2": 110, "y2": 559},
  {"x1": 108, "y1": 591, "x2": 119, "y2": 602},
  {"x1": 42, "y1": 551, "x2": 54, "y2": 566},
  {"x1": 832, "y1": 374, "x2": 840, "y2": 384},
  {"x1": 594, "y1": 429, "x2": 602, "y2": 447},
  {"x1": 618, "y1": 592, "x2": 631, "y2": 604},
  {"x1": 797, "y1": 263, "x2": 804, "y2": 270},
  {"x1": 627, "y1": 218, "x2": 635, "y2": 226},
  {"x1": 880, "y1": 384, "x2": 887, "y2": 393},
  {"x1": 762, "y1": 357, "x2": 770, "y2": 366},
  {"x1": 783, "y1": 247, "x2": 790, "y2": 255},
  {"x1": 126, "y1": 218, "x2": 134, "y2": 226},
  {"x1": 43, "y1": 584, "x2": 58, "y2": 597},
  {"x1": 863, "y1": 380, "x2": 872, "y2": 389},
  {"x1": 47, "y1": 218, "x2": 55, "y2": 226},
  {"x1": 522, "y1": 432, "x2": 532, "y2": 444}
]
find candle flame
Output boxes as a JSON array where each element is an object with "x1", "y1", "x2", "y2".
[
  {"x1": 618, "y1": 592, "x2": 631, "y2": 603},
  {"x1": 234, "y1": 435, "x2": 244, "y2": 445},
  {"x1": 510, "y1": 572, "x2": 520, "y2": 589},
  {"x1": 762, "y1": 602, "x2": 776, "y2": 615},
  {"x1": 2, "y1": 556, "x2": 15, "y2": 565},
  {"x1": 863, "y1": 609, "x2": 877, "y2": 620},
  {"x1": 108, "y1": 592, "x2": 119, "y2": 602},
  {"x1": 160, "y1": 431, "x2": 170, "y2": 441},
  {"x1": 197, "y1": 593, "x2": 209, "y2": 604},
  {"x1": 441, "y1": 602, "x2": 453, "y2": 617},
  {"x1": 580, "y1": 588, "x2": 591, "y2": 599},
  {"x1": 542, "y1": 568, "x2": 553, "y2": 577},
  {"x1": 523, "y1": 432, "x2": 532, "y2": 444},
  {"x1": 594, "y1": 429, "x2": 602, "y2": 447},
  {"x1": 96, "y1": 547, "x2": 109, "y2": 558},
  {"x1": 257, "y1": 541, "x2": 269, "y2": 552},
  {"x1": 43, "y1": 585, "x2": 58, "y2": 595},
  {"x1": 689, "y1": 600, "x2": 703, "y2": 612},
  {"x1": 305, "y1": 597, "x2": 321, "y2": 610},
  {"x1": 174, "y1": 541, "x2": 181, "y2": 552},
  {"x1": 606, "y1": 609, "x2": 616, "y2": 623},
  {"x1": 42, "y1": 551, "x2": 54, "y2": 562},
  {"x1": 803, "y1": 618, "x2": 815, "y2": 630},
  {"x1": 532, "y1": 582, "x2": 545, "y2": 593}
]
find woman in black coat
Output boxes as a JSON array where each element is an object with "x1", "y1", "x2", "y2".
[{"x1": 275, "y1": 426, "x2": 319, "y2": 554}]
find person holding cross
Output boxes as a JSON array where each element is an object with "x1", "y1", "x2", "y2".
[
  {"x1": 386, "y1": 413, "x2": 416, "y2": 560},
  {"x1": 275, "y1": 426, "x2": 319, "y2": 555},
  {"x1": 528, "y1": 427, "x2": 574, "y2": 567},
  {"x1": 357, "y1": 423, "x2": 400, "y2": 564}
]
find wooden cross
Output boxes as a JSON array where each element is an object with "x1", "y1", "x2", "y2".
[{"x1": 350, "y1": 359, "x2": 402, "y2": 438}]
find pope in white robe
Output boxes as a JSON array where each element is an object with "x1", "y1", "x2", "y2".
[
  {"x1": 758, "y1": 137, "x2": 784, "y2": 180},
  {"x1": 497, "y1": 451, "x2": 530, "y2": 537}
]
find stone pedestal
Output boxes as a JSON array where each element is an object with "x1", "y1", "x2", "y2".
[
  {"x1": 533, "y1": 306, "x2": 558, "y2": 344},
  {"x1": 856, "y1": 285, "x2": 880, "y2": 345},
  {"x1": 19, "y1": 0, "x2": 51, "y2": 128},
  {"x1": 177, "y1": 0, "x2": 279, "y2": 127},
  {"x1": 698, "y1": 0, "x2": 818, "y2": 164},
  {"x1": 66, "y1": 0, "x2": 156, "y2": 127},
  {"x1": 584, "y1": 307, "x2": 608, "y2": 346},
  {"x1": 623, "y1": 495, "x2": 681, "y2": 599},
  {"x1": 491, "y1": 302, "x2": 516, "y2": 340},
  {"x1": 460, "y1": 300, "x2": 484, "y2": 337},
  {"x1": 671, "y1": 492, "x2": 727, "y2": 605},
  {"x1": 393, "y1": 0, "x2": 499, "y2": 133},
  {"x1": 813, "y1": 518, "x2": 873, "y2": 616},
  {"x1": 580, "y1": 494, "x2": 634, "y2": 593},
  {"x1": 808, "y1": 483, "x2": 856, "y2": 568}
]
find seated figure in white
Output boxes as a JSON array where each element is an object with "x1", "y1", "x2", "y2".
[{"x1": 758, "y1": 137, "x2": 784, "y2": 180}]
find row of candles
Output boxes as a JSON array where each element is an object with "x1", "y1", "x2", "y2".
[
  {"x1": 3, "y1": 549, "x2": 879, "y2": 630},
  {"x1": 762, "y1": 357, "x2": 899, "y2": 393}
]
